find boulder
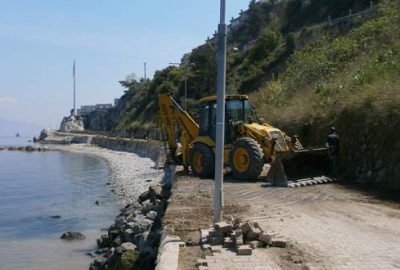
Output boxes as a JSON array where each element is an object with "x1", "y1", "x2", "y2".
[
  {"x1": 120, "y1": 242, "x2": 137, "y2": 252},
  {"x1": 146, "y1": 211, "x2": 157, "y2": 220},
  {"x1": 60, "y1": 231, "x2": 86, "y2": 241},
  {"x1": 108, "y1": 230, "x2": 120, "y2": 241},
  {"x1": 123, "y1": 228, "x2": 135, "y2": 243},
  {"x1": 110, "y1": 250, "x2": 139, "y2": 270},
  {"x1": 138, "y1": 191, "x2": 152, "y2": 202},
  {"x1": 97, "y1": 234, "x2": 111, "y2": 248},
  {"x1": 149, "y1": 185, "x2": 163, "y2": 197},
  {"x1": 112, "y1": 236, "x2": 123, "y2": 247},
  {"x1": 89, "y1": 255, "x2": 107, "y2": 270}
]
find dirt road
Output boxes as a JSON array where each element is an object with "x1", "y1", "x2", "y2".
[
  {"x1": 164, "y1": 171, "x2": 400, "y2": 270},
  {"x1": 225, "y1": 179, "x2": 400, "y2": 269}
]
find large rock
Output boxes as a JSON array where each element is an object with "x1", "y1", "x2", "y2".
[
  {"x1": 59, "y1": 115, "x2": 84, "y2": 132},
  {"x1": 60, "y1": 231, "x2": 86, "y2": 241}
]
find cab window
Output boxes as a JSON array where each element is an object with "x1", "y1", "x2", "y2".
[{"x1": 199, "y1": 103, "x2": 209, "y2": 135}]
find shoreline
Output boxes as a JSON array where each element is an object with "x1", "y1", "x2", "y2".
[
  {"x1": 53, "y1": 143, "x2": 170, "y2": 270},
  {"x1": 54, "y1": 144, "x2": 164, "y2": 204},
  {"x1": 9, "y1": 132, "x2": 170, "y2": 269}
]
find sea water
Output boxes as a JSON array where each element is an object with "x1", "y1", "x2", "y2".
[{"x1": 0, "y1": 137, "x2": 121, "y2": 270}]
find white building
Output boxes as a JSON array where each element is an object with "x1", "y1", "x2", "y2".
[{"x1": 77, "y1": 103, "x2": 113, "y2": 116}]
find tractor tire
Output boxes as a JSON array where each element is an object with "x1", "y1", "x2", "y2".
[
  {"x1": 229, "y1": 138, "x2": 264, "y2": 180},
  {"x1": 190, "y1": 143, "x2": 215, "y2": 178}
]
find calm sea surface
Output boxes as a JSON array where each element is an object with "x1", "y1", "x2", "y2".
[{"x1": 0, "y1": 136, "x2": 121, "y2": 270}]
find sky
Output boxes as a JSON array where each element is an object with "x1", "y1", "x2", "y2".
[{"x1": 0, "y1": 0, "x2": 250, "y2": 131}]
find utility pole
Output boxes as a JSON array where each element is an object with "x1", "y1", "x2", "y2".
[
  {"x1": 214, "y1": 0, "x2": 227, "y2": 223},
  {"x1": 169, "y1": 61, "x2": 191, "y2": 111},
  {"x1": 143, "y1": 62, "x2": 147, "y2": 82},
  {"x1": 184, "y1": 74, "x2": 188, "y2": 111}
]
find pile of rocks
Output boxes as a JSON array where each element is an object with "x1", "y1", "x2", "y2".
[
  {"x1": 2, "y1": 146, "x2": 52, "y2": 152},
  {"x1": 89, "y1": 185, "x2": 171, "y2": 270},
  {"x1": 201, "y1": 218, "x2": 289, "y2": 256}
]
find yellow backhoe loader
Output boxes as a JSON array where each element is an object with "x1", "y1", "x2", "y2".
[{"x1": 158, "y1": 92, "x2": 333, "y2": 187}]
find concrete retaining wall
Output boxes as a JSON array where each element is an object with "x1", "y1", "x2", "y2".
[{"x1": 91, "y1": 137, "x2": 166, "y2": 168}]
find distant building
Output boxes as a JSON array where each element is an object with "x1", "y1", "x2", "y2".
[
  {"x1": 77, "y1": 105, "x2": 96, "y2": 116},
  {"x1": 77, "y1": 103, "x2": 113, "y2": 116},
  {"x1": 95, "y1": 103, "x2": 113, "y2": 110}
]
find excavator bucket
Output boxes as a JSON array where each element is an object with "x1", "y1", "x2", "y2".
[{"x1": 280, "y1": 148, "x2": 336, "y2": 187}]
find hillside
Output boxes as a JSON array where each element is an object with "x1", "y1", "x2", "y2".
[{"x1": 84, "y1": 0, "x2": 400, "y2": 189}]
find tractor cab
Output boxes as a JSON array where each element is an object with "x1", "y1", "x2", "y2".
[{"x1": 198, "y1": 95, "x2": 257, "y2": 143}]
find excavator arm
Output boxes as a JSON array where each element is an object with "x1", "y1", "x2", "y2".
[{"x1": 158, "y1": 93, "x2": 199, "y2": 166}]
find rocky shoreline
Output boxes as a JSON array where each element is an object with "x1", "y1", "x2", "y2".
[
  {"x1": 89, "y1": 184, "x2": 172, "y2": 270},
  {"x1": 53, "y1": 143, "x2": 167, "y2": 269},
  {"x1": 0, "y1": 145, "x2": 52, "y2": 152},
  {"x1": 30, "y1": 131, "x2": 168, "y2": 269}
]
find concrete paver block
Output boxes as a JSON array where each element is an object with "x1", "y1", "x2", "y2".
[
  {"x1": 271, "y1": 238, "x2": 288, "y2": 248},
  {"x1": 196, "y1": 258, "x2": 208, "y2": 267},
  {"x1": 201, "y1": 229, "x2": 210, "y2": 244},
  {"x1": 211, "y1": 245, "x2": 223, "y2": 253},
  {"x1": 223, "y1": 237, "x2": 234, "y2": 249},
  {"x1": 258, "y1": 232, "x2": 272, "y2": 245},
  {"x1": 210, "y1": 236, "x2": 223, "y2": 245},
  {"x1": 237, "y1": 245, "x2": 253, "y2": 256},
  {"x1": 215, "y1": 221, "x2": 233, "y2": 234},
  {"x1": 249, "y1": 240, "x2": 262, "y2": 249},
  {"x1": 235, "y1": 235, "x2": 244, "y2": 247},
  {"x1": 247, "y1": 227, "x2": 262, "y2": 240},
  {"x1": 202, "y1": 244, "x2": 211, "y2": 250},
  {"x1": 240, "y1": 222, "x2": 253, "y2": 234}
]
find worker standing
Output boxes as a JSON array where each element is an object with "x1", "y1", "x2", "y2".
[{"x1": 327, "y1": 127, "x2": 340, "y2": 179}]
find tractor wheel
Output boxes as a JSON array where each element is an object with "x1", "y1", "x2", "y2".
[
  {"x1": 190, "y1": 143, "x2": 215, "y2": 178},
  {"x1": 229, "y1": 138, "x2": 264, "y2": 180}
]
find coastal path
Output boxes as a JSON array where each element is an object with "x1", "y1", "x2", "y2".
[{"x1": 164, "y1": 169, "x2": 400, "y2": 270}]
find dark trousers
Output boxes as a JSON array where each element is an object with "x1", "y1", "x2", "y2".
[{"x1": 329, "y1": 154, "x2": 338, "y2": 178}]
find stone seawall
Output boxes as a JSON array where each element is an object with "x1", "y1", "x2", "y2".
[
  {"x1": 283, "y1": 104, "x2": 400, "y2": 190},
  {"x1": 91, "y1": 137, "x2": 166, "y2": 169}
]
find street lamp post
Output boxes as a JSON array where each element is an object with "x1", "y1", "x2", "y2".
[{"x1": 214, "y1": 0, "x2": 227, "y2": 223}]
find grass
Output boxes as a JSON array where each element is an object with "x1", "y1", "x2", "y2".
[{"x1": 252, "y1": 0, "x2": 400, "y2": 130}]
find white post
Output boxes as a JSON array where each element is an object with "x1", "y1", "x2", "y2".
[{"x1": 214, "y1": 0, "x2": 227, "y2": 223}]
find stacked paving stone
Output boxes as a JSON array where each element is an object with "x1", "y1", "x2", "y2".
[
  {"x1": 89, "y1": 185, "x2": 171, "y2": 270},
  {"x1": 200, "y1": 217, "x2": 288, "y2": 258}
]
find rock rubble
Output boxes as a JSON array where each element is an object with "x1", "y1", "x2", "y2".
[{"x1": 89, "y1": 184, "x2": 171, "y2": 270}]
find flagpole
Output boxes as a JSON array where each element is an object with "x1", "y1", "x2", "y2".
[{"x1": 73, "y1": 60, "x2": 76, "y2": 115}]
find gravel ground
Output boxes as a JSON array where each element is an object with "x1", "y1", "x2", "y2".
[{"x1": 56, "y1": 144, "x2": 164, "y2": 203}]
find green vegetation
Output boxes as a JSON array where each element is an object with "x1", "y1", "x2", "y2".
[
  {"x1": 86, "y1": 0, "x2": 398, "y2": 139},
  {"x1": 110, "y1": 251, "x2": 140, "y2": 270},
  {"x1": 253, "y1": 0, "x2": 400, "y2": 130}
]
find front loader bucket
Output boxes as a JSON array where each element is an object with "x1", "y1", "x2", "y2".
[{"x1": 280, "y1": 148, "x2": 334, "y2": 185}]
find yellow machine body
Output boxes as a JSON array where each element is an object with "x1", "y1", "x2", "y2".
[{"x1": 158, "y1": 93, "x2": 329, "y2": 181}]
